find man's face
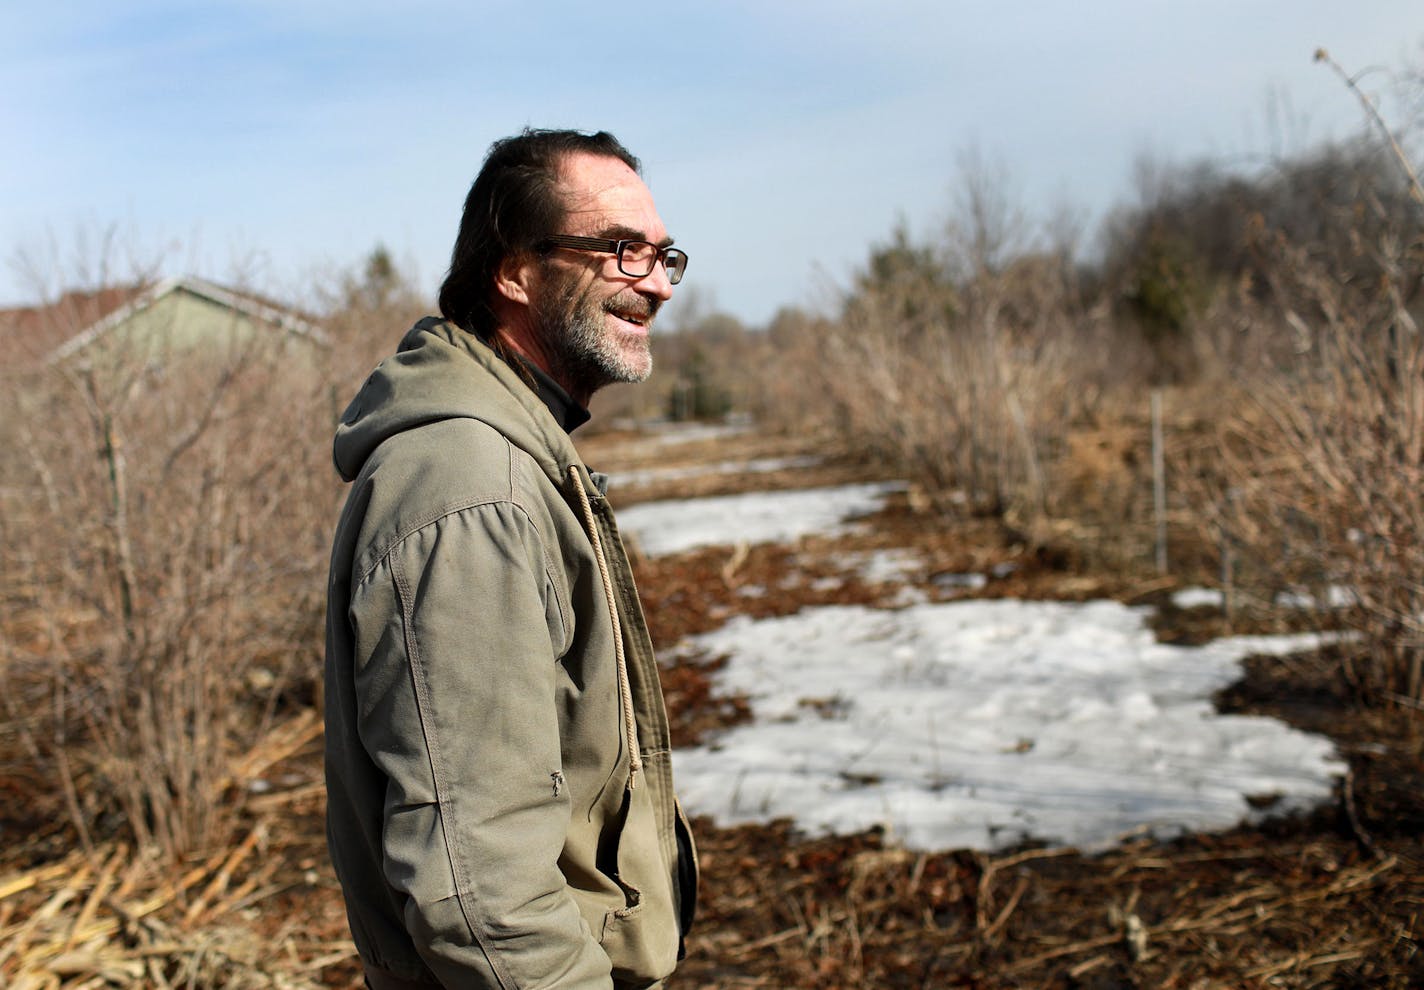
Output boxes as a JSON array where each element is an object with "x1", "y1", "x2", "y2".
[{"x1": 532, "y1": 152, "x2": 676, "y2": 395}]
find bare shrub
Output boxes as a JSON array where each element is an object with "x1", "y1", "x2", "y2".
[
  {"x1": 808, "y1": 186, "x2": 1113, "y2": 536},
  {"x1": 1189, "y1": 54, "x2": 1424, "y2": 702},
  {"x1": 1204, "y1": 200, "x2": 1424, "y2": 702},
  {"x1": 0, "y1": 291, "x2": 338, "y2": 859},
  {"x1": 739, "y1": 305, "x2": 842, "y2": 439}
]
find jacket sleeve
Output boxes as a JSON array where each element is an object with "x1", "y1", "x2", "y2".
[{"x1": 348, "y1": 499, "x2": 613, "y2": 989}]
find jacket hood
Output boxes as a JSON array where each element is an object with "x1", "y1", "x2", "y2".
[{"x1": 333, "y1": 317, "x2": 579, "y2": 485}]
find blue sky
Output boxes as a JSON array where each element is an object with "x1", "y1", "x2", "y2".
[{"x1": 3, "y1": 2, "x2": 1421, "y2": 325}]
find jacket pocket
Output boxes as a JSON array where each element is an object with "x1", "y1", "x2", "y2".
[
  {"x1": 597, "y1": 787, "x2": 679, "y2": 984},
  {"x1": 673, "y1": 799, "x2": 699, "y2": 939}
]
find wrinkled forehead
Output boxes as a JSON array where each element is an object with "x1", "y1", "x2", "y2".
[{"x1": 556, "y1": 152, "x2": 670, "y2": 242}]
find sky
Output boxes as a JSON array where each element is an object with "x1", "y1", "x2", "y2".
[
  {"x1": 4, "y1": 2, "x2": 1422, "y2": 327},
  {"x1": 609, "y1": 452, "x2": 1343, "y2": 852}
]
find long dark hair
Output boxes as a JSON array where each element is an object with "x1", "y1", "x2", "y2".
[{"x1": 437, "y1": 128, "x2": 641, "y2": 336}]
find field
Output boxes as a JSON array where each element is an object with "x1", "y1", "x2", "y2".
[
  {"x1": 2, "y1": 423, "x2": 1419, "y2": 989},
  {"x1": 3, "y1": 42, "x2": 1422, "y2": 986}
]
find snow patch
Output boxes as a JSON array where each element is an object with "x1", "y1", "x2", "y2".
[
  {"x1": 614, "y1": 455, "x2": 823, "y2": 489},
  {"x1": 1275, "y1": 585, "x2": 1359, "y2": 610},
  {"x1": 672, "y1": 598, "x2": 1344, "y2": 853},
  {"x1": 1172, "y1": 587, "x2": 1224, "y2": 610},
  {"x1": 618, "y1": 482, "x2": 901, "y2": 557}
]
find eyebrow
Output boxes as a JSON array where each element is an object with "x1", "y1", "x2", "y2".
[{"x1": 597, "y1": 223, "x2": 675, "y2": 249}]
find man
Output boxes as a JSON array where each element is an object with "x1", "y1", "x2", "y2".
[{"x1": 323, "y1": 129, "x2": 697, "y2": 990}]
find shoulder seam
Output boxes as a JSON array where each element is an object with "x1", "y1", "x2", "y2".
[
  {"x1": 356, "y1": 492, "x2": 515, "y2": 589},
  {"x1": 353, "y1": 437, "x2": 576, "y2": 650}
]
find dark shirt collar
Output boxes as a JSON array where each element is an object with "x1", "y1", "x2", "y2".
[
  {"x1": 514, "y1": 353, "x2": 591, "y2": 434},
  {"x1": 470, "y1": 324, "x2": 590, "y2": 433}
]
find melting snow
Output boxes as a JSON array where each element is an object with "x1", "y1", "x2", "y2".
[
  {"x1": 617, "y1": 482, "x2": 901, "y2": 557},
  {"x1": 671, "y1": 599, "x2": 1344, "y2": 852},
  {"x1": 1276, "y1": 585, "x2": 1359, "y2": 610},
  {"x1": 1172, "y1": 587, "x2": 1225, "y2": 610},
  {"x1": 615, "y1": 478, "x2": 1344, "y2": 852},
  {"x1": 614, "y1": 455, "x2": 823, "y2": 489}
]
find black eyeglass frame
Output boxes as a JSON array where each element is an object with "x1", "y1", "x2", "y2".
[{"x1": 541, "y1": 234, "x2": 688, "y2": 284}]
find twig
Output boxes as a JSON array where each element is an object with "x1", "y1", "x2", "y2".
[
  {"x1": 0, "y1": 862, "x2": 75, "y2": 903},
  {"x1": 975, "y1": 845, "x2": 1076, "y2": 934},
  {"x1": 1342, "y1": 767, "x2": 1384, "y2": 860},
  {"x1": 1315, "y1": 48, "x2": 1424, "y2": 205},
  {"x1": 183, "y1": 823, "x2": 267, "y2": 924},
  {"x1": 988, "y1": 845, "x2": 1079, "y2": 872},
  {"x1": 1066, "y1": 953, "x2": 1113, "y2": 979},
  {"x1": 721, "y1": 541, "x2": 750, "y2": 585},
  {"x1": 64, "y1": 845, "x2": 127, "y2": 952},
  {"x1": 222, "y1": 709, "x2": 322, "y2": 793},
  {"x1": 1003, "y1": 931, "x2": 1121, "y2": 974},
  {"x1": 1245, "y1": 944, "x2": 1378, "y2": 979},
  {"x1": 981, "y1": 875, "x2": 1030, "y2": 945},
  {"x1": 723, "y1": 926, "x2": 804, "y2": 960},
  {"x1": 1004, "y1": 855, "x2": 1398, "y2": 975}
]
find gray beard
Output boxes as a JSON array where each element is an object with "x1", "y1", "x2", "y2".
[{"x1": 535, "y1": 269, "x2": 655, "y2": 396}]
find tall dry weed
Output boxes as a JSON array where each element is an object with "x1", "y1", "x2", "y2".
[
  {"x1": 1207, "y1": 216, "x2": 1424, "y2": 702},
  {"x1": 814, "y1": 243, "x2": 1108, "y2": 536},
  {"x1": 0, "y1": 314, "x2": 338, "y2": 858}
]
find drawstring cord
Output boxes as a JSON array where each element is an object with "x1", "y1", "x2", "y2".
[{"x1": 569, "y1": 465, "x2": 643, "y2": 789}]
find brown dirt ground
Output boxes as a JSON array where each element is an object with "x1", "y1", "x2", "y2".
[{"x1": 1, "y1": 429, "x2": 1420, "y2": 988}]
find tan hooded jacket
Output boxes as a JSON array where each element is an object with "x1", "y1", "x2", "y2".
[{"x1": 324, "y1": 318, "x2": 696, "y2": 989}]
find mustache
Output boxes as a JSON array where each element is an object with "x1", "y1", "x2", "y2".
[{"x1": 604, "y1": 292, "x2": 661, "y2": 323}]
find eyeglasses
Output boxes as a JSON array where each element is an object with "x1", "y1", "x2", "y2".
[{"x1": 542, "y1": 234, "x2": 688, "y2": 285}]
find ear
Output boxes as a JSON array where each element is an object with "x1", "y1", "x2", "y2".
[{"x1": 494, "y1": 252, "x2": 539, "y2": 306}]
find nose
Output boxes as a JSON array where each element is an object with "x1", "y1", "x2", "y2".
[{"x1": 633, "y1": 257, "x2": 675, "y2": 301}]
